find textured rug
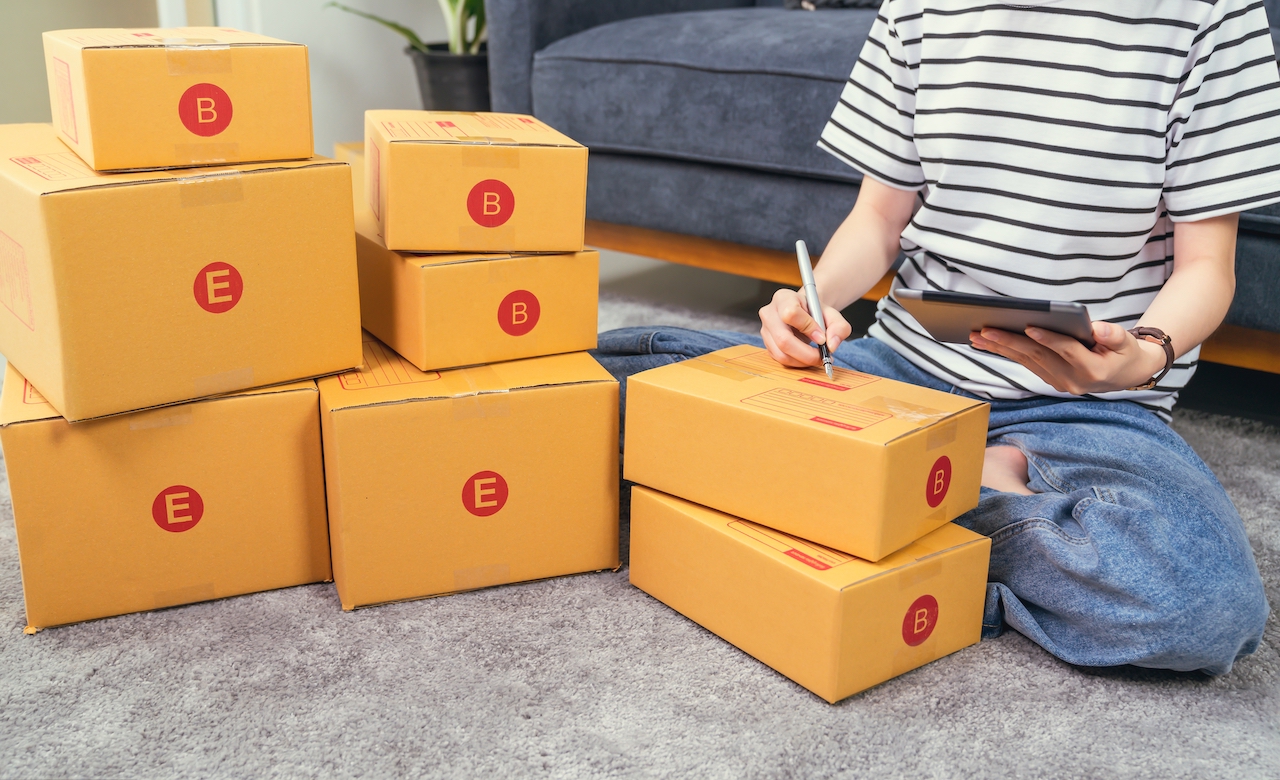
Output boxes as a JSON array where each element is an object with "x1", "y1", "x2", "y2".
[{"x1": 0, "y1": 290, "x2": 1277, "y2": 779}]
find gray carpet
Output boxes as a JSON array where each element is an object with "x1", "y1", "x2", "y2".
[{"x1": 1, "y1": 290, "x2": 1277, "y2": 779}]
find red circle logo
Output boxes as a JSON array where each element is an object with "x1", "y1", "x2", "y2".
[
  {"x1": 926, "y1": 455, "x2": 952, "y2": 508},
  {"x1": 178, "y1": 83, "x2": 233, "y2": 136},
  {"x1": 902, "y1": 594, "x2": 939, "y2": 646},
  {"x1": 497, "y1": 290, "x2": 540, "y2": 336},
  {"x1": 152, "y1": 485, "x2": 204, "y2": 533},
  {"x1": 193, "y1": 261, "x2": 243, "y2": 313},
  {"x1": 462, "y1": 471, "x2": 509, "y2": 517},
  {"x1": 466, "y1": 179, "x2": 515, "y2": 227}
]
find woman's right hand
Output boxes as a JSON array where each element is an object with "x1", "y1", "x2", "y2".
[{"x1": 759, "y1": 287, "x2": 853, "y2": 368}]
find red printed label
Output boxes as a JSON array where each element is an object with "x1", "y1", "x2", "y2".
[
  {"x1": 152, "y1": 486, "x2": 204, "y2": 533},
  {"x1": 193, "y1": 262, "x2": 243, "y2": 313},
  {"x1": 53, "y1": 58, "x2": 78, "y2": 143},
  {"x1": 0, "y1": 229, "x2": 34, "y2": 331},
  {"x1": 497, "y1": 290, "x2": 540, "y2": 336},
  {"x1": 467, "y1": 179, "x2": 515, "y2": 227},
  {"x1": 178, "y1": 83, "x2": 233, "y2": 137},
  {"x1": 463, "y1": 471, "x2": 508, "y2": 517},
  {"x1": 926, "y1": 456, "x2": 951, "y2": 508},
  {"x1": 902, "y1": 594, "x2": 939, "y2": 646},
  {"x1": 799, "y1": 377, "x2": 849, "y2": 391}
]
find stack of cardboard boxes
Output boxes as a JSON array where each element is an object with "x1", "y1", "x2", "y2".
[
  {"x1": 624, "y1": 347, "x2": 995, "y2": 702},
  {"x1": 0, "y1": 28, "x2": 364, "y2": 630},
  {"x1": 307, "y1": 110, "x2": 620, "y2": 611}
]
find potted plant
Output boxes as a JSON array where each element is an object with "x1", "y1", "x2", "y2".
[{"x1": 327, "y1": 1, "x2": 490, "y2": 111}]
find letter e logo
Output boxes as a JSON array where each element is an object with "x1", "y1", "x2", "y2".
[
  {"x1": 178, "y1": 83, "x2": 233, "y2": 136},
  {"x1": 462, "y1": 471, "x2": 509, "y2": 517},
  {"x1": 901, "y1": 594, "x2": 939, "y2": 646},
  {"x1": 497, "y1": 290, "x2": 540, "y2": 336},
  {"x1": 193, "y1": 261, "x2": 243, "y2": 313},
  {"x1": 926, "y1": 455, "x2": 951, "y2": 508},
  {"x1": 152, "y1": 485, "x2": 205, "y2": 532},
  {"x1": 466, "y1": 179, "x2": 515, "y2": 228}
]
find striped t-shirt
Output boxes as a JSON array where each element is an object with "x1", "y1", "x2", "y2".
[{"x1": 819, "y1": 0, "x2": 1280, "y2": 418}]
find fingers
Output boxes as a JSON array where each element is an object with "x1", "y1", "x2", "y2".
[
  {"x1": 760, "y1": 289, "x2": 822, "y2": 367},
  {"x1": 971, "y1": 328, "x2": 1077, "y2": 392},
  {"x1": 1024, "y1": 327, "x2": 1092, "y2": 366},
  {"x1": 1089, "y1": 321, "x2": 1130, "y2": 351},
  {"x1": 774, "y1": 289, "x2": 823, "y2": 343},
  {"x1": 823, "y1": 306, "x2": 853, "y2": 352}
]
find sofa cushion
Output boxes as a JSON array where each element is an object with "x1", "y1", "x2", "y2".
[{"x1": 532, "y1": 7, "x2": 874, "y2": 183}]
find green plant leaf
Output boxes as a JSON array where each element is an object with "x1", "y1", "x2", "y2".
[{"x1": 324, "y1": 2, "x2": 429, "y2": 53}]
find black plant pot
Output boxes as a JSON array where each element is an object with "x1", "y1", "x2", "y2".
[{"x1": 406, "y1": 43, "x2": 490, "y2": 112}]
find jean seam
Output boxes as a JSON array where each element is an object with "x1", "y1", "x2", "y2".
[{"x1": 990, "y1": 516, "x2": 1092, "y2": 548}]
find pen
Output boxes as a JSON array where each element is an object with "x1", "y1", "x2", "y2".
[{"x1": 795, "y1": 240, "x2": 834, "y2": 380}]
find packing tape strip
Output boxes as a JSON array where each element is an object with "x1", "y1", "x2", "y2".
[
  {"x1": 193, "y1": 366, "x2": 254, "y2": 397},
  {"x1": 681, "y1": 358, "x2": 755, "y2": 382},
  {"x1": 900, "y1": 558, "x2": 944, "y2": 590},
  {"x1": 154, "y1": 582, "x2": 216, "y2": 609},
  {"x1": 129, "y1": 410, "x2": 194, "y2": 431},
  {"x1": 453, "y1": 563, "x2": 511, "y2": 591},
  {"x1": 862, "y1": 396, "x2": 950, "y2": 425},
  {"x1": 892, "y1": 640, "x2": 939, "y2": 678},
  {"x1": 451, "y1": 364, "x2": 510, "y2": 420},
  {"x1": 459, "y1": 144, "x2": 520, "y2": 168},
  {"x1": 174, "y1": 143, "x2": 240, "y2": 167},
  {"x1": 165, "y1": 40, "x2": 232, "y2": 76},
  {"x1": 458, "y1": 224, "x2": 516, "y2": 248},
  {"x1": 926, "y1": 422, "x2": 957, "y2": 450},
  {"x1": 178, "y1": 171, "x2": 244, "y2": 208}
]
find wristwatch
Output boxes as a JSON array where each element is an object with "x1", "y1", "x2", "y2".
[{"x1": 1127, "y1": 326, "x2": 1174, "y2": 391}]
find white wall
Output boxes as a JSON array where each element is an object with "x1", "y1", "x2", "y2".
[{"x1": 214, "y1": 0, "x2": 448, "y2": 156}]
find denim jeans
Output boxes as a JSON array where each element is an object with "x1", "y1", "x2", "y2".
[{"x1": 592, "y1": 327, "x2": 1270, "y2": 675}]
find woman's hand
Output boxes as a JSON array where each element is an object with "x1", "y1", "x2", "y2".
[
  {"x1": 970, "y1": 321, "x2": 1168, "y2": 395},
  {"x1": 760, "y1": 288, "x2": 853, "y2": 368}
]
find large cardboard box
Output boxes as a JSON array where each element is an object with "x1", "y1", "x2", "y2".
[
  {"x1": 0, "y1": 123, "x2": 362, "y2": 422},
  {"x1": 334, "y1": 140, "x2": 364, "y2": 205},
  {"x1": 319, "y1": 334, "x2": 620, "y2": 609},
  {"x1": 43, "y1": 27, "x2": 312, "y2": 171},
  {"x1": 0, "y1": 365, "x2": 332, "y2": 631},
  {"x1": 629, "y1": 487, "x2": 990, "y2": 703},
  {"x1": 355, "y1": 208, "x2": 598, "y2": 371},
  {"x1": 364, "y1": 110, "x2": 587, "y2": 252},
  {"x1": 625, "y1": 345, "x2": 989, "y2": 561}
]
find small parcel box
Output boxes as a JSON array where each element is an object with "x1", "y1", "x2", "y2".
[
  {"x1": 624, "y1": 345, "x2": 989, "y2": 561},
  {"x1": 629, "y1": 487, "x2": 991, "y2": 703},
  {"x1": 364, "y1": 110, "x2": 587, "y2": 252},
  {"x1": 318, "y1": 334, "x2": 619, "y2": 610},
  {"x1": 354, "y1": 208, "x2": 598, "y2": 371},
  {"x1": 0, "y1": 365, "x2": 331, "y2": 631},
  {"x1": 43, "y1": 27, "x2": 312, "y2": 171},
  {"x1": 0, "y1": 123, "x2": 362, "y2": 422}
]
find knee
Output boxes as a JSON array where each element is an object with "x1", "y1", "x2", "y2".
[{"x1": 1145, "y1": 560, "x2": 1271, "y2": 675}]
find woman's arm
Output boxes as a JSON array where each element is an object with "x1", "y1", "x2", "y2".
[
  {"x1": 758, "y1": 178, "x2": 918, "y2": 367},
  {"x1": 971, "y1": 213, "x2": 1238, "y2": 394}
]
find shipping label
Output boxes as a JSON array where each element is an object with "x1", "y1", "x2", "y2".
[
  {"x1": 729, "y1": 519, "x2": 854, "y2": 571},
  {"x1": 741, "y1": 387, "x2": 891, "y2": 431},
  {"x1": 339, "y1": 338, "x2": 440, "y2": 389}
]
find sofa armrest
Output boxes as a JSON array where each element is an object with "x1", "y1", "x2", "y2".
[{"x1": 486, "y1": 0, "x2": 756, "y2": 113}]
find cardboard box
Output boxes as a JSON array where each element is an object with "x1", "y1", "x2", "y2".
[
  {"x1": 355, "y1": 207, "x2": 598, "y2": 371},
  {"x1": 43, "y1": 27, "x2": 312, "y2": 171},
  {"x1": 0, "y1": 123, "x2": 362, "y2": 422},
  {"x1": 319, "y1": 334, "x2": 619, "y2": 609},
  {"x1": 333, "y1": 141, "x2": 363, "y2": 204},
  {"x1": 0, "y1": 365, "x2": 331, "y2": 630},
  {"x1": 625, "y1": 345, "x2": 989, "y2": 561},
  {"x1": 364, "y1": 110, "x2": 587, "y2": 252},
  {"x1": 629, "y1": 487, "x2": 990, "y2": 703}
]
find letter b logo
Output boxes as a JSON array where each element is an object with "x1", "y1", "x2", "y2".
[
  {"x1": 152, "y1": 485, "x2": 204, "y2": 532},
  {"x1": 467, "y1": 180, "x2": 515, "y2": 227},
  {"x1": 926, "y1": 455, "x2": 951, "y2": 508},
  {"x1": 497, "y1": 290, "x2": 540, "y2": 336},
  {"x1": 193, "y1": 262, "x2": 244, "y2": 313},
  {"x1": 178, "y1": 83, "x2": 233, "y2": 136},
  {"x1": 901, "y1": 594, "x2": 939, "y2": 646},
  {"x1": 463, "y1": 471, "x2": 509, "y2": 517}
]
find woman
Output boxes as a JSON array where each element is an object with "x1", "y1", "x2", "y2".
[{"x1": 595, "y1": 0, "x2": 1276, "y2": 674}]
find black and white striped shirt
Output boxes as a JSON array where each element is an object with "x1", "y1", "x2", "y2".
[{"x1": 820, "y1": 0, "x2": 1280, "y2": 418}]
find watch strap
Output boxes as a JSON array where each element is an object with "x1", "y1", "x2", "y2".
[{"x1": 1127, "y1": 326, "x2": 1174, "y2": 391}]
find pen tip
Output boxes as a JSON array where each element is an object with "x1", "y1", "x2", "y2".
[{"x1": 826, "y1": 366, "x2": 834, "y2": 380}]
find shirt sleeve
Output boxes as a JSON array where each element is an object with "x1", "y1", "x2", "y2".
[
  {"x1": 818, "y1": 3, "x2": 924, "y2": 191},
  {"x1": 1163, "y1": 0, "x2": 1280, "y2": 221}
]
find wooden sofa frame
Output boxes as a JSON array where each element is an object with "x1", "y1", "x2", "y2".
[{"x1": 586, "y1": 220, "x2": 1280, "y2": 375}]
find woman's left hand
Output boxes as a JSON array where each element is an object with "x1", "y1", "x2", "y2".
[{"x1": 970, "y1": 321, "x2": 1168, "y2": 395}]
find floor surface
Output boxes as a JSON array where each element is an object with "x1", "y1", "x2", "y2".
[{"x1": 0, "y1": 255, "x2": 1276, "y2": 779}]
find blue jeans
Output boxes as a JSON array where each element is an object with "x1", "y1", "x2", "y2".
[{"x1": 593, "y1": 327, "x2": 1270, "y2": 675}]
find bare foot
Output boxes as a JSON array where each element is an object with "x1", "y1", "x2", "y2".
[{"x1": 982, "y1": 445, "x2": 1034, "y2": 495}]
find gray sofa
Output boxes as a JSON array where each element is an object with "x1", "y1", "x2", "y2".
[{"x1": 487, "y1": 0, "x2": 1280, "y2": 335}]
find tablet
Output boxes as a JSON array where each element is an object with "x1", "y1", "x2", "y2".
[{"x1": 895, "y1": 289, "x2": 1096, "y2": 349}]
